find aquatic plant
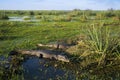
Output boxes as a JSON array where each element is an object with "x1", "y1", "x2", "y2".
[{"x1": 0, "y1": 55, "x2": 24, "y2": 80}]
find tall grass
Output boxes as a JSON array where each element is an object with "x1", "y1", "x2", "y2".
[{"x1": 86, "y1": 24, "x2": 120, "y2": 65}]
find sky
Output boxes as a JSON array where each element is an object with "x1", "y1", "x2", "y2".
[{"x1": 0, "y1": 0, "x2": 120, "y2": 10}]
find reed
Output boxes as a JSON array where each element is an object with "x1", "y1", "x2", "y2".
[{"x1": 86, "y1": 24, "x2": 120, "y2": 65}]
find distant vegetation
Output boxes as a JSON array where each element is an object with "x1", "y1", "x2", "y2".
[
  {"x1": 0, "y1": 14, "x2": 9, "y2": 19},
  {"x1": 22, "y1": 16, "x2": 31, "y2": 20}
]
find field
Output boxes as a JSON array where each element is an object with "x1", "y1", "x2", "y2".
[{"x1": 0, "y1": 10, "x2": 120, "y2": 80}]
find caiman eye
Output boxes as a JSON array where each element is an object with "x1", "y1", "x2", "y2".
[{"x1": 39, "y1": 54, "x2": 43, "y2": 58}]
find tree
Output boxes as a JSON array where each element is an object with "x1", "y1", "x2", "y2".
[
  {"x1": 29, "y1": 11, "x2": 34, "y2": 15},
  {"x1": 0, "y1": 11, "x2": 9, "y2": 20}
]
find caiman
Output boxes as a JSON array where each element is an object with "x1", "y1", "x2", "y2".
[
  {"x1": 37, "y1": 43, "x2": 71, "y2": 50},
  {"x1": 10, "y1": 50, "x2": 70, "y2": 62}
]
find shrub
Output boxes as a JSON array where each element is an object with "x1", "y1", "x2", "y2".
[
  {"x1": 0, "y1": 15, "x2": 9, "y2": 20},
  {"x1": 104, "y1": 12, "x2": 115, "y2": 18},
  {"x1": 22, "y1": 16, "x2": 31, "y2": 20},
  {"x1": 80, "y1": 15, "x2": 87, "y2": 22},
  {"x1": 29, "y1": 11, "x2": 34, "y2": 15},
  {"x1": 35, "y1": 15, "x2": 42, "y2": 19}
]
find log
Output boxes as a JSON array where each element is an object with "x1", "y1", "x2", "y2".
[{"x1": 10, "y1": 50, "x2": 70, "y2": 62}]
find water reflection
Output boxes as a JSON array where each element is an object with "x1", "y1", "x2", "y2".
[
  {"x1": 0, "y1": 56, "x2": 120, "y2": 80},
  {"x1": 22, "y1": 57, "x2": 120, "y2": 80},
  {"x1": 23, "y1": 57, "x2": 67, "y2": 80}
]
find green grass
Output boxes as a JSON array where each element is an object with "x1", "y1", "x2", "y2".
[
  {"x1": 0, "y1": 10, "x2": 120, "y2": 80},
  {"x1": 0, "y1": 21, "x2": 83, "y2": 56}
]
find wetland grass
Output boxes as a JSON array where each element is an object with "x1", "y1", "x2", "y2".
[{"x1": 0, "y1": 10, "x2": 120, "y2": 80}]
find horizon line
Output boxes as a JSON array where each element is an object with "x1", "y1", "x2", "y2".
[{"x1": 0, "y1": 8, "x2": 119, "y2": 11}]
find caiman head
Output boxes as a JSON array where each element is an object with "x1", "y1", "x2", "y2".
[{"x1": 57, "y1": 55, "x2": 70, "y2": 62}]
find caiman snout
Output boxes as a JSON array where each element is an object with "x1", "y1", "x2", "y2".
[{"x1": 57, "y1": 55, "x2": 70, "y2": 62}]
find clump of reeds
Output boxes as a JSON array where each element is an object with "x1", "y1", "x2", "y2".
[
  {"x1": 84, "y1": 23, "x2": 120, "y2": 65},
  {"x1": 66, "y1": 23, "x2": 120, "y2": 66}
]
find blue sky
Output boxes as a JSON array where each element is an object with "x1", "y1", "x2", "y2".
[{"x1": 0, "y1": 0, "x2": 120, "y2": 10}]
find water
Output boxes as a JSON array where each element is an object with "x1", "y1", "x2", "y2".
[
  {"x1": 23, "y1": 57, "x2": 67, "y2": 80},
  {"x1": 22, "y1": 57, "x2": 120, "y2": 80},
  {"x1": 8, "y1": 16, "x2": 41, "y2": 22},
  {"x1": 9, "y1": 17, "x2": 23, "y2": 21},
  {"x1": 0, "y1": 56, "x2": 120, "y2": 80}
]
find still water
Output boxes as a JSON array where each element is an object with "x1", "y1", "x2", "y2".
[
  {"x1": 8, "y1": 17, "x2": 41, "y2": 22},
  {"x1": 0, "y1": 54, "x2": 120, "y2": 80}
]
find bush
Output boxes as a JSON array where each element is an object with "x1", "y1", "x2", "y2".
[
  {"x1": 80, "y1": 15, "x2": 87, "y2": 22},
  {"x1": 104, "y1": 12, "x2": 115, "y2": 18},
  {"x1": 29, "y1": 11, "x2": 34, "y2": 15},
  {"x1": 0, "y1": 15, "x2": 9, "y2": 20},
  {"x1": 22, "y1": 16, "x2": 31, "y2": 20},
  {"x1": 35, "y1": 15, "x2": 42, "y2": 19}
]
